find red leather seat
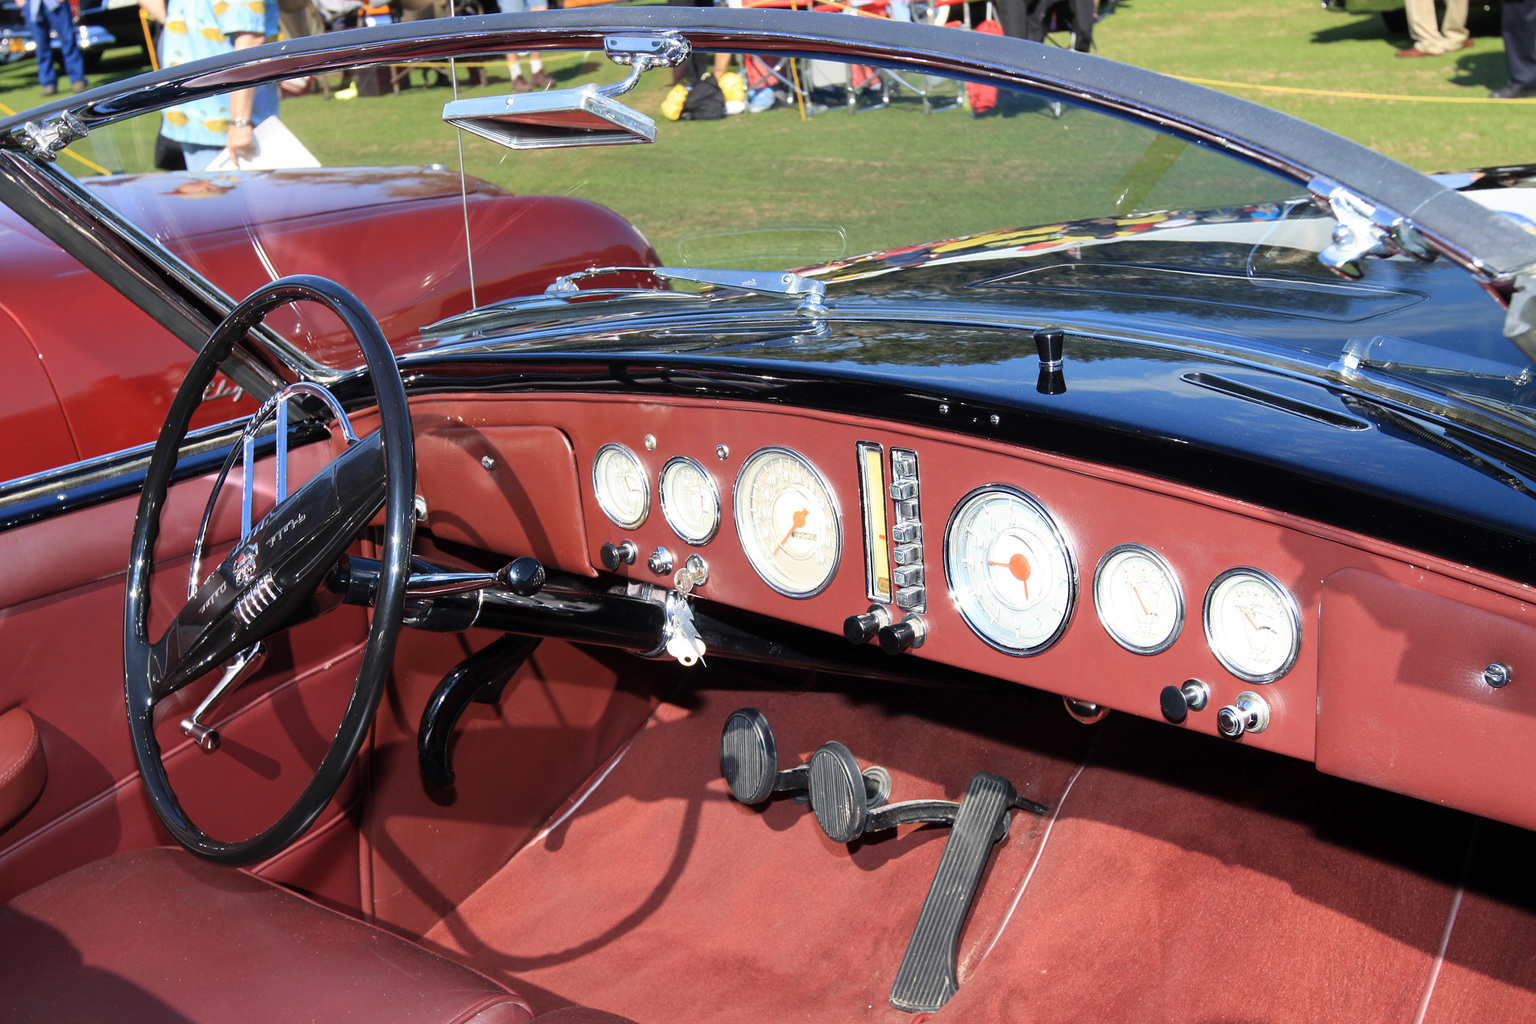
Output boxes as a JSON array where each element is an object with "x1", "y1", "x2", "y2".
[{"x1": 0, "y1": 847, "x2": 533, "y2": 1024}]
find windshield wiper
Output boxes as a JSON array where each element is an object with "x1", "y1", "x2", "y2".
[
  {"x1": 1332, "y1": 334, "x2": 1533, "y2": 384},
  {"x1": 546, "y1": 265, "x2": 826, "y2": 314}
]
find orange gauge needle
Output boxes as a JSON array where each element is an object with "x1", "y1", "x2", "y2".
[
  {"x1": 988, "y1": 553, "x2": 1032, "y2": 600},
  {"x1": 1131, "y1": 586, "x2": 1150, "y2": 616},
  {"x1": 774, "y1": 508, "x2": 809, "y2": 555}
]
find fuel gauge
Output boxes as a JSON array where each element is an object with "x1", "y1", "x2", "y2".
[
  {"x1": 660, "y1": 456, "x2": 721, "y2": 545},
  {"x1": 592, "y1": 443, "x2": 649, "y2": 530},
  {"x1": 1094, "y1": 544, "x2": 1183, "y2": 654},
  {"x1": 1204, "y1": 567, "x2": 1301, "y2": 683}
]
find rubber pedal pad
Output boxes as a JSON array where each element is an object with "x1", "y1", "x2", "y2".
[
  {"x1": 721, "y1": 708, "x2": 778, "y2": 805},
  {"x1": 808, "y1": 740, "x2": 867, "y2": 843},
  {"x1": 888, "y1": 771, "x2": 1017, "y2": 1013}
]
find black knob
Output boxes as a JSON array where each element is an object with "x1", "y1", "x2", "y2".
[
  {"x1": 878, "y1": 620, "x2": 919, "y2": 655},
  {"x1": 1034, "y1": 327, "x2": 1065, "y2": 368},
  {"x1": 843, "y1": 607, "x2": 890, "y2": 645},
  {"x1": 499, "y1": 556, "x2": 545, "y2": 597},
  {"x1": 600, "y1": 542, "x2": 622, "y2": 571},
  {"x1": 1160, "y1": 684, "x2": 1190, "y2": 723}
]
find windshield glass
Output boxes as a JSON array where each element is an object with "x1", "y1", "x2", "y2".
[{"x1": 44, "y1": 26, "x2": 1528, "y2": 415}]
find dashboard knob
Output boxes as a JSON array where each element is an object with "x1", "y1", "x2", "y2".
[
  {"x1": 1216, "y1": 691, "x2": 1271, "y2": 739},
  {"x1": 600, "y1": 540, "x2": 638, "y2": 571},
  {"x1": 1159, "y1": 679, "x2": 1210, "y2": 723},
  {"x1": 647, "y1": 547, "x2": 675, "y2": 576},
  {"x1": 843, "y1": 605, "x2": 893, "y2": 645},
  {"x1": 877, "y1": 615, "x2": 926, "y2": 655}
]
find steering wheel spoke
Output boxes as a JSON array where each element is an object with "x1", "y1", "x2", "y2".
[{"x1": 155, "y1": 430, "x2": 388, "y2": 697}]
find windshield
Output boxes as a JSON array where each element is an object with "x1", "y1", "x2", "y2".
[{"x1": 35, "y1": 20, "x2": 1533, "y2": 420}]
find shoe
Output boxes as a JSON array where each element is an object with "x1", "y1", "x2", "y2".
[
  {"x1": 39, "y1": 85, "x2": 56, "y2": 97},
  {"x1": 335, "y1": 83, "x2": 358, "y2": 100},
  {"x1": 510, "y1": 75, "x2": 531, "y2": 93},
  {"x1": 71, "y1": 79, "x2": 86, "y2": 94},
  {"x1": 1455, "y1": 39, "x2": 1475, "y2": 50},
  {"x1": 1394, "y1": 46, "x2": 1439, "y2": 57},
  {"x1": 1490, "y1": 81, "x2": 1536, "y2": 99},
  {"x1": 529, "y1": 70, "x2": 553, "y2": 89}
]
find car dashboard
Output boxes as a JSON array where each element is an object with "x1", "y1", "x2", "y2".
[{"x1": 404, "y1": 390, "x2": 1536, "y2": 836}]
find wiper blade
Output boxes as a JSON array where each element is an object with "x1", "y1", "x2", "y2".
[{"x1": 546, "y1": 265, "x2": 827, "y2": 313}]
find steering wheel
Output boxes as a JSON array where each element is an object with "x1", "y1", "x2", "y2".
[{"x1": 124, "y1": 276, "x2": 415, "y2": 865}]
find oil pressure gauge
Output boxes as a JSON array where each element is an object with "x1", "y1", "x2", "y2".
[
  {"x1": 592, "y1": 443, "x2": 649, "y2": 530},
  {"x1": 660, "y1": 456, "x2": 721, "y2": 545},
  {"x1": 1094, "y1": 544, "x2": 1183, "y2": 654},
  {"x1": 1203, "y1": 568, "x2": 1301, "y2": 683},
  {"x1": 944, "y1": 485, "x2": 1075, "y2": 655}
]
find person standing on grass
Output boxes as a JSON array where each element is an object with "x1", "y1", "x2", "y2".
[
  {"x1": 1492, "y1": 0, "x2": 1536, "y2": 97},
  {"x1": 140, "y1": 0, "x2": 277, "y2": 170},
  {"x1": 1396, "y1": 0, "x2": 1470, "y2": 56},
  {"x1": 25, "y1": 0, "x2": 87, "y2": 96}
]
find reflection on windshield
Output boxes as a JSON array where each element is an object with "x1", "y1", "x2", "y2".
[{"x1": 60, "y1": 43, "x2": 1299, "y2": 371}]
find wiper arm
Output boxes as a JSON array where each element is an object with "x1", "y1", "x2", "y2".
[
  {"x1": 1333, "y1": 334, "x2": 1533, "y2": 384},
  {"x1": 546, "y1": 265, "x2": 827, "y2": 313}
]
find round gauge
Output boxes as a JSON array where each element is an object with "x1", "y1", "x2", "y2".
[
  {"x1": 733, "y1": 447, "x2": 842, "y2": 598},
  {"x1": 1094, "y1": 544, "x2": 1184, "y2": 655},
  {"x1": 1203, "y1": 568, "x2": 1302, "y2": 683},
  {"x1": 591, "y1": 443, "x2": 649, "y2": 530},
  {"x1": 944, "y1": 485, "x2": 1076, "y2": 655},
  {"x1": 660, "y1": 456, "x2": 721, "y2": 545}
]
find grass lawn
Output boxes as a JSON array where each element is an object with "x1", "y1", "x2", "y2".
[{"x1": 4, "y1": 0, "x2": 1532, "y2": 262}]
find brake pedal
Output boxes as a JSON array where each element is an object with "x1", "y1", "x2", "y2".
[{"x1": 721, "y1": 709, "x2": 888, "y2": 807}]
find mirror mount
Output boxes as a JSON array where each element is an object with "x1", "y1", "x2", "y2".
[{"x1": 442, "y1": 31, "x2": 691, "y2": 150}]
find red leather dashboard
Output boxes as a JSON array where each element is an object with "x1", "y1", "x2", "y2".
[{"x1": 409, "y1": 393, "x2": 1536, "y2": 829}]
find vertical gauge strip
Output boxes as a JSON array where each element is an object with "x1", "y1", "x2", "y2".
[
  {"x1": 857, "y1": 442, "x2": 892, "y2": 603},
  {"x1": 889, "y1": 448, "x2": 926, "y2": 612}
]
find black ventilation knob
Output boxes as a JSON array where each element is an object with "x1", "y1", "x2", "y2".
[
  {"x1": 599, "y1": 540, "x2": 637, "y2": 571},
  {"x1": 877, "y1": 615, "x2": 926, "y2": 655},
  {"x1": 1159, "y1": 679, "x2": 1210, "y2": 723}
]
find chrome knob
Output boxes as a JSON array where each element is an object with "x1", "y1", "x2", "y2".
[
  {"x1": 1216, "y1": 691, "x2": 1270, "y2": 738},
  {"x1": 648, "y1": 546, "x2": 675, "y2": 576}
]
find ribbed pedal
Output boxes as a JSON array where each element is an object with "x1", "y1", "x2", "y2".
[
  {"x1": 721, "y1": 708, "x2": 778, "y2": 805},
  {"x1": 888, "y1": 771, "x2": 1016, "y2": 1013},
  {"x1": 808, "y1": 741, "x2": 868, "y2": 843}
]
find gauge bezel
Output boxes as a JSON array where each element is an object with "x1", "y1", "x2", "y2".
[
  {"x1": 1093, "y1": 543, "x2": 1184, "y2": 655},
  {"x1": 659, "y1": 455, "x2": 721, "y2": 545},
  {"x1": 943, "y1": 483, "x2": 1077, "y2": 657},
  {"x1": 591, "y1": 442, "x2": 649, "y2": 530},
  {"x1": 1202, "y1": 567, "x2": 1302, "y2": 683},
  {"x1": 732, "y1": 445, "x2": 843, "y2": 599}
]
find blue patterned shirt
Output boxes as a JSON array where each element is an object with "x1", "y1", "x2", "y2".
[{"x1": 160, "y1": 0, "x2": 278, "y2": 149}]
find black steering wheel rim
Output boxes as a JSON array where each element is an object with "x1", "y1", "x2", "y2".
[{"x1": 124, "y1": 275, "x2": 415, "y2": 866}]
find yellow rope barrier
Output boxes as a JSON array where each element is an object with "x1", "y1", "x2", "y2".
[{"x1": 1173, "y1": 73, "x2": 1536, "y2": 104}]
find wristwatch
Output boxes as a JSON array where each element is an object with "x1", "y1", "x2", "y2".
[{"x1": 229, "y1": 118, "x2": 253, "y2": 128}]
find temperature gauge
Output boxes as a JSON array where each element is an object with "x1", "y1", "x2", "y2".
[
  {"x1": 1203, "y1": 568, "x2": 1301, "y2": 683},
  {"x1": 1094, "y1": 544, "x2": 1183, "y2": 654},
  {"x1": 592, "y1": 443, "x2": 649, "y2": 530}
]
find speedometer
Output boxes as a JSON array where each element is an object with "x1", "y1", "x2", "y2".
[
  {"x1": 734, "y1": 447, "x2": 841, "y2": 598},
  {"x1": 945, "y1": 485, "x2": 1075, "y2": 655}
]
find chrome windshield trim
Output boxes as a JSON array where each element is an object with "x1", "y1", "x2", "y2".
[{"x1": 0, "y1": 8, "x2": 1530, "y2": 285}]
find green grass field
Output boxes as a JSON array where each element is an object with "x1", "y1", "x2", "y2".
[{"x1": 4, "y1": 0, "x2": 1532, "y2": 263}]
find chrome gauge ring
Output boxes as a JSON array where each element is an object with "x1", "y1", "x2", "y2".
[
  {"x1": 1093, "y1": 544, "x2": 1183, "y2": 655},
  {"x1": 660, "y1": 456, "x2": 721, "y2": 545},
  {"x1": 733, "y1": 446, "x2": 841, "y2": 598},
  {"x1": 1203, "y1": 567, "x2": 1301, "y2": 683},
  {"x1": 592, "y1": 442, "x2": 649, "y2": 530},
  {"x1": 944, "y1": 484, "x2": 1076, "y2": 655}
]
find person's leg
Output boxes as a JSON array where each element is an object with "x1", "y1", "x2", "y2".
[
  {"x1": 1401, "y1": 0, "x2": 1447, "y2": 53},
  {"x1": 1069, "y1": 0, "x2": 1092, "y2": 51},
  {"x1": 1440, "y1": 0, "x2": 1470, "y2": 49},
  {"x1": 46, "y1": 1, "x2": 85, "y2": 88},
  {"x1": 1502, "y1": 0, "x2": 1536, "y2": 88},
  {"x1": 28, "y1": 4, "x2": 58, "y2": 92}
]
